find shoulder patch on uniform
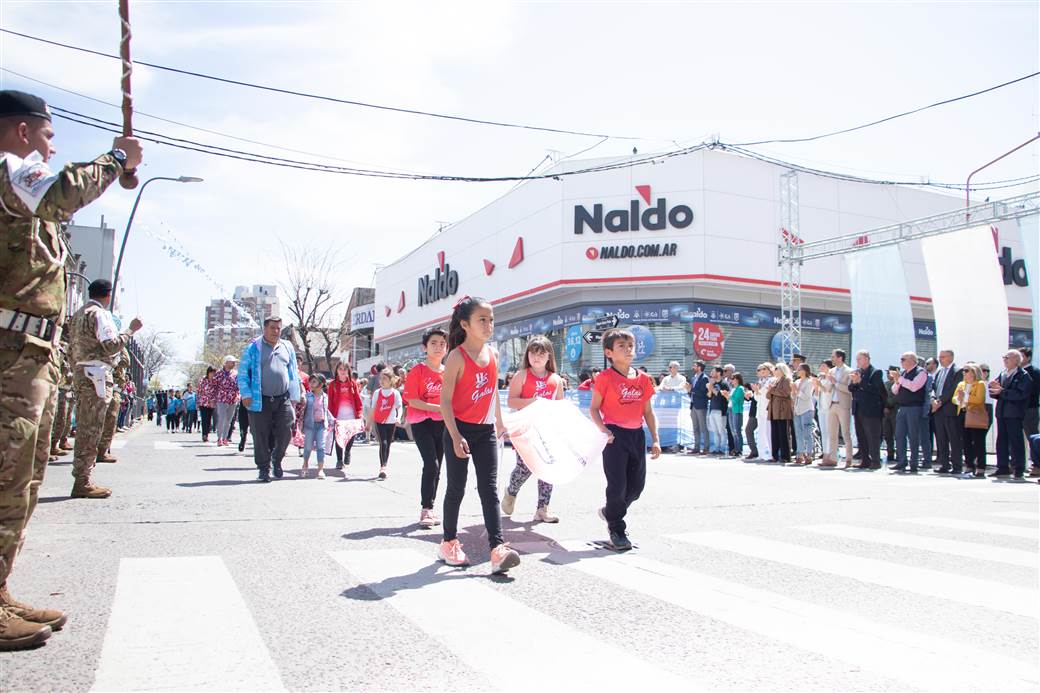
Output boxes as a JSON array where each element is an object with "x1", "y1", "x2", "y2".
[{"x1": 5, "y1": 151, "x2": 58, "y2": 214}]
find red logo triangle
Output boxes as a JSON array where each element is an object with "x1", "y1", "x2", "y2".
[
  {"x1": 508, "y1": 237, "x2": 524, "y2": 269},
  {"x1": 635, "y1": 185, "x2": 651, "y2": 205},
  {"x1": 397, "y1": 291, "x2": 406, "y2": 312},
  {"x1": 437, "y1": 251, "x2": 445, "y2": 271},
  {"x1": 483, "y1": 259, "x2": 495, "y2": 276}
]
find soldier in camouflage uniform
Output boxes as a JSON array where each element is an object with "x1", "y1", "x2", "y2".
[
  {"x1": 68, "y1": 281, "x2": 142, "y2": 498},
  {"x1": 96, "y1": 347, "x2": 129, "y2": 463},
  {"x1": 0, "y1": 90, "x2": 142, "y2": 650},
  {"x1": 48, "y1": 340, "x2": 73, "y2": 458}
]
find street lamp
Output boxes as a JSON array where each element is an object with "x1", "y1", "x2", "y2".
[{"x1": 111, "y1": 175, "x2": 204, "y2": 307}]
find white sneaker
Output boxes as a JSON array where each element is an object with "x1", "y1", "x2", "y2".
[
  {"x1": 316, "y1": 469, "x2": 326, "y2": 479},
  {"x1": 501, "y1": 492, "x2": 517, "y2": 516},
  {"x1": 533, "y1": 506, "x2": 559, "y2": 523}
]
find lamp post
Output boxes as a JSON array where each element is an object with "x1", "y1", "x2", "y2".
[{"x1": 111, "y1": 175, "x2": 203, "y2": 308}]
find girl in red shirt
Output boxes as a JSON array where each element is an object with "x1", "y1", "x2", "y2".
[
  {"x1": 403, "y1": 327, "x2": 448, "y2": 528},
  {"x1": 368, "y1": 370, "x2": 402, "y2": 479},
  {"x1": 503, "y1": 336, "x2": 565, "y2": 523},
  {"x1": 328, "y1": 361, "x2": 365, "y2": 470},
  {"x1": 438, "y1": 297, "x2": 520, "y2": 575},
  {"x1": 589, "y1": 328, "x2": 661, "y2": 551}
]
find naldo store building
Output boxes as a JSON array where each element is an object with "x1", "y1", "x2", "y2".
[{"x1": 373, "y1": 149, "x2": 1033, "y2": 381}]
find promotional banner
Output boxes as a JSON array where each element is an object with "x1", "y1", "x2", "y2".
[
  {"x1": 921, "y1": 226, "x2": 1009, "y2": 372},
  {"x1": 1019, "y1": 216, "x2": 1039, "y2": 344},
  {"x1": 630, "y1": 325, "x2": 655, "y2": 361},
  {"x1": 693, "y1": 323, "x2": 725, "y2": 361},
  {"x1": 565, "y1": 325, "x2": 583, "y2": 364},
  {"x1": 845, "y1": 245, "x2": 916, "y2": 371}
]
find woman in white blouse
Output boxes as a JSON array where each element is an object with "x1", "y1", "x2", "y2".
[{"x1": 750, "y1": 362, "x2": 774, "y2": 461}]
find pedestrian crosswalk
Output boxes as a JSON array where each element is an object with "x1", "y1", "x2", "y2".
[{"x1": 87, "y1": 510, "x2": 1037, "y2": 691}]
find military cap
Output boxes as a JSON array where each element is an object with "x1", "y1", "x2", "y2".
[{"x1": 0, "y1": 90, "x2": 51, "y2": 121}]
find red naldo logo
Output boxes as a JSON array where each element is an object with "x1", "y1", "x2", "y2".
[
  {"x1": 574, "y1": 185, "x2": 693, "y2": 234},
  {"x1": 586, "y1": 247, "x2": 599, "y2": 260}
]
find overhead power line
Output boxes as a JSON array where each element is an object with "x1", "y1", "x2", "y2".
[
  {"x1": 731, "y1": 72, "x2": 1040, "y2": 146},
  {"x1": 0, "y1": 28, "x2": 646, "y2": 141}
]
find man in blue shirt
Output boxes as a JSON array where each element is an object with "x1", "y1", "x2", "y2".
[
  {"x1": 237, "y1": 317, "x2": 301, "y2": 482},
  {"x1": 686, "y1": 361, "x2": 709, "y2": 454}
]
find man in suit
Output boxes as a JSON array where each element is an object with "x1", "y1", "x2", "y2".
[
  {"x1": 686, "y1": 361, "x2": 709, "y2": 455},
  {"x1": 919, "y1": 367, "x2": 935, "y2": 468},
  {"x1": 848, "y1": 350, "x2": 885, "y2": 470},
  {"x1": 821, "y1": 349, "x2": 852, "y2": 467},
  {"x1": 1018, "y1": 347, "x2": 1040, "y2": 477},
  {"x1": 930, "y1": 349, "x2": 964, "y2": 474},
  {"x1": 989, "y1": 349, "x2": 1032, "y2": 479}
]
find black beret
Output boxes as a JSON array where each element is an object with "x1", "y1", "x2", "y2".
[
  {"x1": 0, "y1": 90, "x2": 51, "y2": 121},
  {"x1": 88, "y1": 279, "x2": 113, "y2": 298}
]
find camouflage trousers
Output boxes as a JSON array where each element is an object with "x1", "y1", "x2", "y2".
[
  {"x1": 0, "y1": 333, "x2": 58, "y2": 587},
  {"x1": 98, "y1": 390, "x2": 120, "y2": 455},
  {"x1": 50, "y1": 388, "x2": 70, "y2": 448},
  {"x1": 72, "y1": 375, "x2": 110, "y2": 481}
]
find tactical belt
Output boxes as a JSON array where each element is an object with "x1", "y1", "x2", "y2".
[{"x1": 0, "y1": 308, "x2": 59, "y2": 342}]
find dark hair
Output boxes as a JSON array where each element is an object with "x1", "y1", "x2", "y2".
[
  {"x1": 822, "y1": 359, "x2": 834, "y2": 369},
  {"x1": 798, "y1": 363, "x2": 812, "y2": 378},
  {"x1": 579, "y1": 369, "x2": 592, "y2": 382},
  {"x1": 205, "y1": 366, "x2": 216, "y2": 377},
  {"x1": 522, "y1": 335, "x2": 557, "y2": 373},
  {"x1": 422, "y1": 327, "x2": 448, "y2": 347},
  {"x1": 732, "y1": 372, "x2": 744, "y2": 386},
  {"x1": 711, "y1": 366, "x2": 724, "y2": 376},
  {"x1": 309, "y1": 373, "x2": 327, "y2": 389},
  {"x1": 88, "y1": 279, "x2": 112, "y2": 299},
  {"x1": 833, "y1": 349, "x2": 847, "y2": 362},
  {"x1": 1021, "y1": 347, "x2": 1032, "y2": 359},
  {"x1": 447, "y1": 296, "x2": 492, "y2": 351},
  {"x1": 602, "y1": 328, "x2": 634, "y2": 351},
  {"x1": 591, "y1": 368, "x2": 601, "y2": 374},
  {"x1": 693, "y1": 360, "x2": 705, "y2": 372}
]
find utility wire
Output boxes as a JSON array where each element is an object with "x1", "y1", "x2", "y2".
[
  {"x1": 0, "y1": 28, "x2": 645, "y2": 141},
  {"x1": 731, "y1": 72, "x2": 1040, "y2": 146}
]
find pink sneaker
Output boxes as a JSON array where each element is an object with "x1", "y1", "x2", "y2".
[
  {"x1": 419, "y1": 509, "x2": 436, "y2": 528},
  {"x1": 438, "y1": 539, "x2": 469, "y2": 566},
  {"x1": 490, "y1": 543, "x2": 520, "y2": 575}
]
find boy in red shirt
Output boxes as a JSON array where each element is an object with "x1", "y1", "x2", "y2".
[{"x1": 590, "y1": 328, "x2": 661, "y2": 550}]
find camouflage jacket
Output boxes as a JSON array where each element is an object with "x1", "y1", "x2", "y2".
[
  {"x1": 113, "y1": 347, "x2": 130, "y2": 387},
  {"x1": 0, "y1": 150, "x2": 123, "y2": 340},
  {"x1": 57, "y1": 340, "x2": 74, "y2": 389},
  {"x1": 68, "y1": 300, "x2": 131, "y2": 371}
]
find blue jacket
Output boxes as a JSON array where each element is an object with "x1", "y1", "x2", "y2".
[
  {"x1": 995, "y1": 368, "x2": 1031, "y2": 419},
  {"x1": 237, "y1": 337, "x2": 302, "y2": 413},
  {"x1": 689, "y1": 372, "x2": 709, "y2": 410}
]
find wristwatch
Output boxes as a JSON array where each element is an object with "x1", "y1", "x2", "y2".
[{"x1": 110, "y1": 148, "x2": 128, "y2": 166}]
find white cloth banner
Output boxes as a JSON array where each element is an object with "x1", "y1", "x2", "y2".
[
  {"x1": 921, "y1": 225, "x2": 1008, "y2": 369},
  {"x1": 846, "y1": 245, "x2": 917, "y2": 371},
  {"x1": 1018, "y1": 216, "x2": 1040, "y2": 343}
]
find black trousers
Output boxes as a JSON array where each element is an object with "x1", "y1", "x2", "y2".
[
  {"x1": 962, "y1": 426, "x2": 988, "y2": 472},
  {"x1": 334, "y1": 434, "x2": 355, "y2": 467},
  {"x1": 166, "y1": 412, "x2": 180, "y2": 431},
  {"x1": 412, "y1": 419, "x2": 446, "y2": 509},
  {"x1": 934, "y1": 412, "x2": 965, "y2": 472},
  {"x1": 854, "y1": 415, "x2": 883, "y2": 468},
  {"x1": 996, "y1": 416, "x2": 1026, "y2": 475},
  {"x1": 200, "y1": 406, "x2": 214, "y2": 437},
  {"x1": 442, "y1": 421, "x2": 502, "y2": 549},
  {"x1": 602, "y1": 425, "x2": 647, "y2": 535},
  {"x1": 771, "y1": 419, "x2": 791, "y2": 462},
  {"x1": 376, "y1": 423, "x2": 396, "y2": 466},
  {"x1": 724, "y1": 414, "x2": 735, "y2": 453},
  {"x1": 238, "y1": 403, "x2": 250, "y2": 443},
  {"x1": 745, "y1": 415, "x2": 758, "y2": 457},
  {"x1": 247, "y1": 394, "x2": 293, "y2": 473}
]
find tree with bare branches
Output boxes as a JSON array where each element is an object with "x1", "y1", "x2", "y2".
[
  {"x1": 278, "y1": 242, "x2": 348, "y2": 374},
  {"x1": 137, "y1": 330, "x2": 176, "y2": 385}
]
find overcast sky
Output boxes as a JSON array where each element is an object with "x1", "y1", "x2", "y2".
[{"x1": 1, "y1": 1, "x2": 1037, "y2": 382}]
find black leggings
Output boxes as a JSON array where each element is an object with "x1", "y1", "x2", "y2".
[
  {"x1": 376, "y1": 423, "x2": 396, "y2": 466},
  {"x1": 412, "y1": 419, "x2": 446, "y2": 509},
  {"x1": 442, "y1": 421, "x2": 502, "y2": 549},
  {"x1": 238, "y1": 404, "x2": 250, "y2": 443},
  {"x1": 167, "y1": 412, "x2": 181, "y2": 431},
  {"x1": 200, "y1": 406, "x2": 214, "y2": 437},
  {"x1": 771, "y1": 418, "x2": 792, "y2": 462},
  {"x1": 334, "y1": 434, "x2": 355, "y2": 466},
  {"x1": 962, "y1": 426, "x2": 988, "y2": 472}
]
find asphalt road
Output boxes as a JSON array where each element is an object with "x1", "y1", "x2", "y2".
[{"x1": 0, "y1": 420, "x2": 1037, "y2": 692}]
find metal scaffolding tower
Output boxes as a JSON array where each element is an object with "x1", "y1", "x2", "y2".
[
  {"x1": 778, "y1": 170, "x2": 801, "y2": 361},
  {"x1": 776, "y1": 190, "x2": 1040, "y2": 353}
]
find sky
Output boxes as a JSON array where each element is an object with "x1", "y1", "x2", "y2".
[{"x1": 0, "y1": 0, "x2": 1037, "y2": 383}]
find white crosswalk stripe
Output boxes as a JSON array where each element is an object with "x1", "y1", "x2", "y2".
[
  {"x1": 901, "y1": 517, "x2": 1039, "y2": 539},
  {"x1": 798, "y1": 524, "x2": 1038, "y2": 568},
  {"x1": 92, "y1": 556, "x2": 283, "y2": 691},
  {"x1": 329, "y1": 548, "x2": 691, "y2": 691},
  {"x1": 670, "y1": 531, "x2": 1037, "y2": 617},
  {"x1": 512, "y1": 540, "x2": 1037, "y2": 692},
  {"x1": 988, "y1": 510, "x2": 1039, "y2": 521}
]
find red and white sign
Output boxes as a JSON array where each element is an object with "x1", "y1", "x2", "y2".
[{"x1": 693, "y1": 322, "x2": 725, "y2": 360}]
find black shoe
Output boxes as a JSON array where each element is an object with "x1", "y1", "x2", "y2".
[
  {"x1": 378, "y1": 467, "x2": 387, "y2": 480},
  {"x1": 272, "y1": 462, "x2": 283, "y2": 479},
  {"x1": 989, "y1": 471, "x2": 1011, "y2": 478},
  {"x1": 892, "y1": 465, "x2": 906, "y2": 473},
  {"x1": 257, "y1": 472, "x2": 271, "y2": 483},
  {"x1": 1013, "y1": 473, "x2": 1026, "y2": 481},
  {"x1": 909, "y1": 468, "x2": 919, "y2": 474},
  {"x1": 609, "y1": 532, "x2": 632, "y2": 551},
  {"x1": 335, "y1": 462, "x2": 343, "y2": 470},
  {"x1": 921, "y1": 464, "x2": 933, "y2": 470},
  {"x1": 238, "y1": 439, "x2": 246, "y2": 452},
  {"x1": 935, "y1": 466, "x2": 952, "y2": 474}
]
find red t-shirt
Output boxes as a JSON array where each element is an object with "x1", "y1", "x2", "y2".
[
  {"x1": 520, "y1": 369, "x2": 561, "y2": 401},
  {"x1": 451, "y1": 347, "x2": 498, "y2": 425},
  {"x1": 594, "y1": 368, "x2": 655, "y2": 429},
  {"x1": 403, "y1": 363, "x2": 444, "y2": 423}
]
